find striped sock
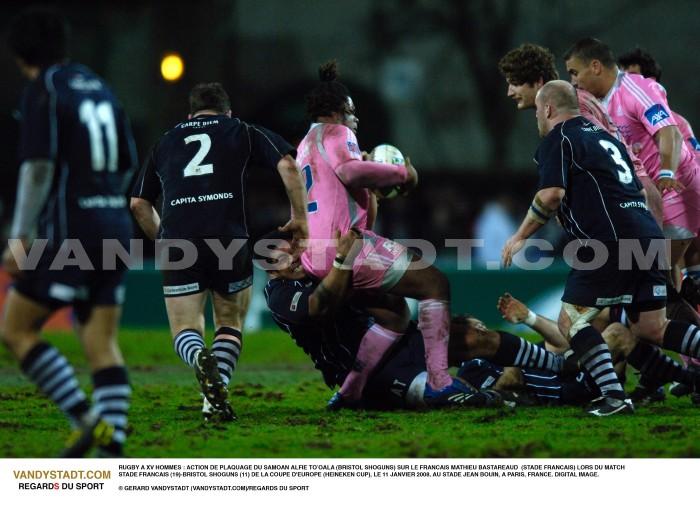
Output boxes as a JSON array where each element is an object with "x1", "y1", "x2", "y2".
[
  {"x1": 173, "y1": 329, "x2": 205, "y2": 367},
  {"x1": 571, "y1": 326, "x2": 625, "y2": 399},
  {"x1": 20, "y1": 342, "x2": 90, "y2": 425},
  {"x1": 663, "y1": 320, "x2": 700, "y2": 359},
  {"x1": 492, "y1": 331, "x2": 564, "y2": 372},
  {"x1": 627, "y1": 342, "x2": 690, "y2": 386},
  {"x1": 213, "y1": 327, "x2": 242, "y2": 387},
  {"x1": 92, "y1": 366, "x2": 131, "y2": 454}
]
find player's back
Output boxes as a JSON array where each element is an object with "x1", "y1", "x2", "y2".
[
  {"x1": 296, "y1": 123, "x2": 370, "y2": 241},
  {"x1": 539, "y1": 117, "x2": 661, "y2": 241},
  {"x1": 19, "y1": 63, "x2": 137, "y2": 245},
  {"x1": 146, "y1": 116, "x2": 291, "y2": 239}
]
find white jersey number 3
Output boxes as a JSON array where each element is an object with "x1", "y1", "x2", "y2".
[
  {"x1": 183, "y1": 134, "x2": 214, "y2": 177},
  {"x1": 599, "y1": 139, "x2": 633, "y2": 184}
]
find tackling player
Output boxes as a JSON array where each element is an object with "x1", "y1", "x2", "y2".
[
  {"x1": 498, "y1": 43, "x2": 663, "y2": 226},
  {"x1": 1, "y1": 9, "x2": 138, "y2": 456},
  {"x1": 260, "y1": 229, "x2": 571, "y2": 409},
  {"x1": 130, "y1": 83, "x2": 307, "y2": 421},
  {"x1": 502, "y1": 81, "x2": 700, "y2": 415},
  {"x1": 297, "y1": 61, "x2": 485, "y2": 408},
  {"x1": 564, "y1": 38, "x2": 700, "y2": 288}
]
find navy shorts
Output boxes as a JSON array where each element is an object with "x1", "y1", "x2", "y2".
[
  {"x1": 363, "y1": 322, "x2": 425, "y2": 409},
  {"x1": 13, "y1": 243, "x2": 127, "y2": 323},
  {"x1": 160, "y1": 237, "x2": 253, "y2": 297},
  {"x1": 562, "y1": 238, "x2": 667, "y2": 311}
]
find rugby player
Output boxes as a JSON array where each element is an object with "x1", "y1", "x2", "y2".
[
  {"x1": 297, "y1": 60, "x2": 525, "y2": 409},
  {"x1": 616, "y1": 47, "x2": 700, "y2": 384},
  {"x1": 498, "y1": 43, "x2": 663, "y2": 226},
  {"x1": 259, "y1": 229, "x2": 572, "y2": 410},
  {"x1": 502, "y1": 81, "x2": 700, "y2": 415},
  {"x1": 130, "y1": 83, "x2": 308, "y2": 421},
  {"x1": 564, "y1": 38, "x2": 700, "y2": 288},
  {"x1": 1, "y1": 9, "x2": 138, "y2": 456}
]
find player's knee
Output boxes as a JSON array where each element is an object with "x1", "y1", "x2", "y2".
[
  {"x1": 562, "y1": 303, "x2": 599, "y2": 339},
  {"x1": 633, "y1": 319, "x2": 666, "y2": 345},
  {"x1": 603, "y1": 322, "x2": 635, "y2": 357}
]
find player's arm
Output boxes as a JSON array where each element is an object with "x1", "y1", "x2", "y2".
[
  {"x1": 655, "y1": 125, "x2": 685, "y2": 192},
  {"x1": 497, "y1": 293, "x2": 569, "y2": 353},
  {"x1": 276, "y1": 154, "x2": 309, "y2": 245},
  {"x1": 308, "y1": 228, "x2": 362, "y2": 318},
  {"x1": 502, "y1": 186, "x2": 564, "y2": 268},
  {"x1": 129, "y1": 146, "x2": 161, "y2": 241},
  {"x1": 2, "y1": 159, "x2": 55, "y2": 277}
]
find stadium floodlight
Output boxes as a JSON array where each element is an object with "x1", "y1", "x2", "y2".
[{"x1": 160, "y1": 52, "x2": 184, "y2": 82}]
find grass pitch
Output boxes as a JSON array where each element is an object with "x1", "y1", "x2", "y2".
[{"x1": 1, "y1": 328, "x2": 699, "y2": 458}]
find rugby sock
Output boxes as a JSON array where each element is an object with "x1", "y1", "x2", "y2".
[
  {"x1": 173, "y1": 329, "x2": 205, "y2": 367},
  {"x1": 685, "y1": 265, "x2": 700, "y2": 281},
  {"x1": 418, "y1": 299, "x2": 453, "y2": 390},
  {"x1": 92, "y1": 366, "x2": 131, "y2": 455},
  {"x1": 338, "y1": 324, "x2": 402, "y2": 401},
  {"x1": 662, "y1": 320, "x2": 700, "y2": 359},
  {"x1": 570, "y1": 326, "x2": 625, "y2": 399},
  {"x1": 213, "y1": 327, "x2": 242, "y2": 387},
  {"x1": 492, "y1": 331, "x2": 564, "y2": 372},
  {"x1": 627, "y1": 342, "x2": 691, "y2": 386},
  {"x1": 20, "y1": 342, "x2": 90, "y2": 425}
]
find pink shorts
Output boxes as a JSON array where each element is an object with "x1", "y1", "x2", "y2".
[
  {"x1": 661, "y1": 164, "x2": 700, "y2": 240},
  {"x1": 301, "y1": 230, "x2": 410, "y2": 290}
]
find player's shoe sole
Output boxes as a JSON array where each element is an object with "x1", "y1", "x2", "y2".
[
  {"x1": 195, "y1": 349, "x2": 230, "y2": 413},
  {"x1": 424, "y1": 378, "x2": 490, "y2": 408},
  {"x1": 326, "y1": 391, "x2": 362, "y2": 411},
  {"x1": 60, "y1": 416, "x2": 115, "y2": 458},
  {"x1": 585, "y1": 396, "x2": 634, "y2": 417}
]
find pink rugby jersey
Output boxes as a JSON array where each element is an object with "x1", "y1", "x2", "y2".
[
  {"x1": 296, "y1": 122, "x2": 407, "y2": 271},
  {"x1": 601, "y1": 71, "x2": 696, "y2": 180},
  {"x1": 651, "y1": 81, "x2": 700, "y2": 159}
]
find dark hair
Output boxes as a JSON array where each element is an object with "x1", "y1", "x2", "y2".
[
  {"x1": 498, "y1": 43, "x2": 558, "y2": 85},
  {"x1": 189, "y1": 82, "x2": 231, "y2": 114},
  {"x1": 617, "y1": 47, "x2": 662, "y2": 81},
  {"x1": 252, "y1": 229, "x2": 294, "y2": 263},
  {"x1": 563, "y1": 37, "x2": 616, "y2": 68},
  {"x1": 305, "y1": 60, "x2": 351, "y2": 120},
  {"x1": 7, "y1": 8, "x2": 68, "y2": 67}
]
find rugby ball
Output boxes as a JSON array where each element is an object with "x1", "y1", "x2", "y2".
[{"x1": 369, "y1": 144, "x2": 405, "y2": 199}]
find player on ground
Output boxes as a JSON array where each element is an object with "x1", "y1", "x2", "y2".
[
  {"x1": 1, "y1": 9, "x2": 138, "y2": 456},
  {"x1": 298, "y1": 61, "x2": 481, "y2": 409},
  {"x1": 502, "y1": 81, "x2": 700, "y2": 415},
  {"x1": 564, "y1": 38, "x2": 700, "y2": 287},
  {"x1": 498, "y1": 43, "x2": 663, "y2": 226},
  {"x1": 259, "y1": 229, "x2": 575, "y2": 409},
  {"x1": 616, "y1": 47, "x2": 700, "y2": 383},
  {"x1": 130, "y1": 83, "x2": 307, "y2": 421}
]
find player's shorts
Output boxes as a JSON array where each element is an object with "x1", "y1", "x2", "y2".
[
  {"x1": 363, "y1": 322, "x2": 426, "y2": 409},
  {"x1": 457, "y1": 358, "x2": 597, "y2": 406},
  {"x1": 661, "y1": 164, "x2": 700, "y2": 240},
  {"x1": 160, "y1": 237, "x2": 252, "y2": 297},
  {"x1": 302, "y1": 230, "x2": 410, "y2": 291},
  {"x1": 13, "y1": 242, "x2": 127, "y2": 323},
  {"x1": 562, "y1": 238, "x2": 668, "y2": 311}
]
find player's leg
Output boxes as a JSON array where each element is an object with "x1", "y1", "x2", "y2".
[
  {"x1": 1, "y1": 289, "x2": 92, "y2": 429},
  {"x1": 558, "y1": 304, "x2": 632, "y2": 415},
  {"x1": 74, "y1": 305, "x2": 130, "y2": 456},
  {"x1": 332, "y1": 292, "x2": 409, "y2": 403}
]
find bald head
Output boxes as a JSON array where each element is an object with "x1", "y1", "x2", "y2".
[{"x1": 535, "y1": 80, "x2": 581, "y2": 136}]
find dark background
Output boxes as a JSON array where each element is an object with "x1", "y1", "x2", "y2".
[{"x1": 1, "y1": 0, "x2": 698, "y2": 254}]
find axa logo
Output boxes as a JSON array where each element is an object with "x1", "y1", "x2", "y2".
[{"x1": 644, "y1": 104, "x2": 670, "y2": 126}]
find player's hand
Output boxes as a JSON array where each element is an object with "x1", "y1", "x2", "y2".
[
  {"x1": 656, "y1": 176, "x2": 684, "y2": 194},
  {"x1": 335, "y1": 228, "x2": 362, "y2": 263},
  {"x1": 501, "y1": 235, "x2": 524, "y2": 268},
  {"x1": 497, "y1": 293, "x2": 529, "y2": 324},
  {"x1": 279, "y1": 217, "x2": 309, "y2": 254},
  {"x1": 2, "y1": 239, "x2": 29, "y2": 278},
  {"x1": 362, "y1": 151, "x2": 370, "y2": 161},
  {"x1": 401, "y1": 157, "x2": 418, "y2": 195}
]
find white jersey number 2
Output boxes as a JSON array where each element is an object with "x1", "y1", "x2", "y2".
[
  {"x1": 599, "y1": 139, "x2": 633, "y2": 184},
  {"x1": 183, "y1": 134, "x2": 214, "y2": 177}
]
